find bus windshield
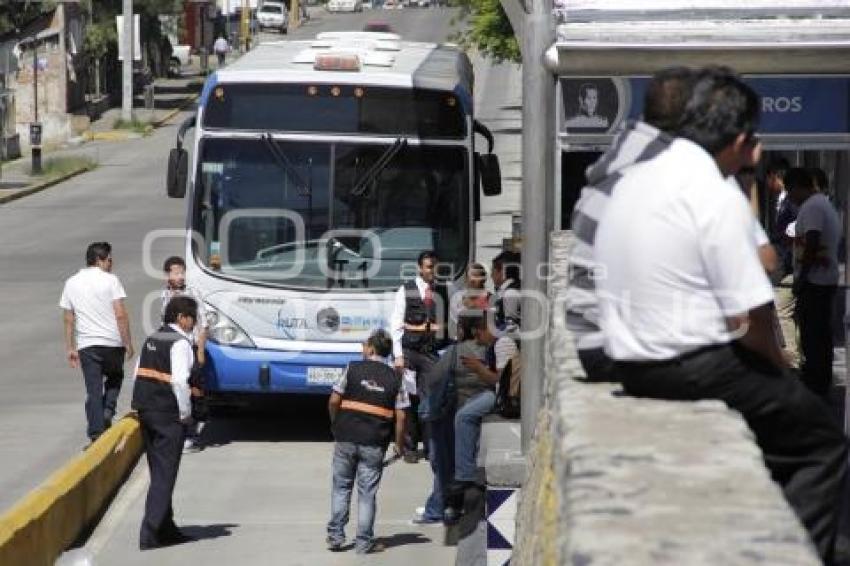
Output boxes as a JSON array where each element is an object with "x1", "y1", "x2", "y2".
[{"x1": 194, "y1": 138, "x2": 469, "y2": 290}]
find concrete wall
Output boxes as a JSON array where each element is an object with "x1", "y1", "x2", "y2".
[
  {"x1": 513, "y1": 231, "x2": 820, "y2": 565},
  {"x1": 0, "y1": 416, "x2": 143, "y2": 566},
  {"x1": 11, "y1": 4, "x2": 86, "y2": 149}
]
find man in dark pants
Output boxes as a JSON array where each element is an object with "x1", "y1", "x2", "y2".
[
  {"x1": 787, "y1": 167, "x2": 841, "y2": 397},
  {"x1": 594, "y1": 67, "x2": 847, "y2": 564},
  {"x1": 390, "y1": 250, "x2": 448, "y2": 463},
  {"x1": 133, "y1": 296, "x2": 198, "y2": 550},
  {"x1": 60, "y1": 242, "x2": 134, "y2": 444}
]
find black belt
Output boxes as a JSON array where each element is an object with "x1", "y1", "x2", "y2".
[{"x1": 615, "y1": 343, "x2": 729, "y2": 370}]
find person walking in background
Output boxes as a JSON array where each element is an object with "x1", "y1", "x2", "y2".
[
  {"x1": 787, "y1": 168, "x2": 841, "y2": 398},
  {"x1": 766, "y1": 157, "x2": 800, "y2": 366},
  {"x1": 390, "y1": 251, "x2": 448, "y2": 463},
  {"x1": 594, "y1": 66, "x2": 847, "y2": 563},
  {"x1": 60, "y1": 242, "x2": 134, "y2": 445},
  {"x1": 160, "y1": 256, "x2": 209, "y2": 452},
  {"x1": 134, "y1": 296, "x2": 198, "y2": 550},
  {"x1": 326, "y1": 330, "x2": 407, "y2": 554},
  {"x1": 213, "y1": 34, "x2": 230, "y2": 67}
]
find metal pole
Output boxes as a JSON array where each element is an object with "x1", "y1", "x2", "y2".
[
  {"x1": 31, "y1": 39, "x2": 42, "y2": 175},
  {"x1": 121, "y1": 0, "x2": 133, "y2": 122},
  {"x1": 520, "y1": 0, "x2": 555, "y2": 454},
  {"x1": 241, "y1": 0, "x2": 250, "y2": 52},
  {"x1": 844, "y1": 154, "x2": 850, "y2": 436}
]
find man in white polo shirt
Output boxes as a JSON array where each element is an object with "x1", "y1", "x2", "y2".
[
  {"x1": 60, "y1": 242, "x2": 134, "y2": 443},
  {"x1": 594, "y1": 67, "x2": 847, "y2": 564}
]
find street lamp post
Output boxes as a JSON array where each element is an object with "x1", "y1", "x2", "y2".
[
  {"x1": 31, "y1": 39, "x2": 42, "y2": 175},
  {"x1": 499, "y1": 0, "x2": 555, "y2": 454},
  {"x1": 121, "y1": 0, "x2": 134, "y2": 123}
]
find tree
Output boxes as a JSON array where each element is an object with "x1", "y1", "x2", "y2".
[
  {"x1": 0, "y1": 0, "x2": 56, "y2": 36},
  {"x1": 451, "y1": 0, "x2": 521, "y2": 63}
]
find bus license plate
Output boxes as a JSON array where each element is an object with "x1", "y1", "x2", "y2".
[{"x1": 307, "y1": 366, "x2": 343, "y2": 385}]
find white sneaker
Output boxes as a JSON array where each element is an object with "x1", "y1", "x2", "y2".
[{"x1": 414, "y1": 506, "x2": 425, "y2": 519}]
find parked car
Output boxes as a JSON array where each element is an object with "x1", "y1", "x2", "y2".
[
  {"x1": 257, "y1": 1, "x2": 289, "y2": 33},
  {"x1": 383, "y1": 0, "x2": 402, "y2": 8},
  {"x1": 327, "y1": 0, "x2": 362, "y2": 12}
]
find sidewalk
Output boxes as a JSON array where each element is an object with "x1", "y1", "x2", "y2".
[
  {"x1": 0, "y1": 64, "x2": 204, "y2": 204},
  {"x1": 80, "y1": 410, "x2": 455, "y2": 566}
]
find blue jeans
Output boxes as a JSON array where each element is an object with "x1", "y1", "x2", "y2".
[
  {"x1": 79, "y1": 346, "x2": 125, "y2": 440},
  {"x1": 454, "y1": 390, "x2": 495, "y2": 482},
  {"x1": 422, "y1": 418, "x2": 454, "y2": 520},
  {"x1": 327, "y1": 442, "x2": 385, "y2": 553}
]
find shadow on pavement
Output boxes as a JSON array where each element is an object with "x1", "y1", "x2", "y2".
[
  {"x1": 201, "y1": 394, "x2": 333, "y2": 446},
  {"x1": 181, "y1": 522, "x2": 239, "y2": 542},
  {"x1": 378, "y1": 532, "x2": 433, "y2": 549}
]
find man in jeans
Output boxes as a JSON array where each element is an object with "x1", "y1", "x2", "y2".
[
  {"x1": 60, "y1": 242, "x2": 134, "y2": 444},
  {"x1": 327, "y1": 330, "x2": 407, "y2": 554},
  {"x1": 453, "y1": 313, "x2": 514, "y2": 491}
]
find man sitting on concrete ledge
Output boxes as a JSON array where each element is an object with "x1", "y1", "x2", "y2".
[
  {"x1": 566, "y1": 67, "x2": 695, "y2": 383},
  {"x1": 594, "y1": 66, "x2": 848, "y2": 564}
]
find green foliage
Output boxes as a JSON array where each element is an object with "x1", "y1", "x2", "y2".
[
  {"x1": 0, "y1": 0, "x2": 56, "y2": 36},
  {"x1": 83, "y1": 21, "x2": 118, "y2": 61},
  {"x1": 451, "y1": 0, "x2": 521, "y2": 63},
  {"x1": 27, "y1": 155, "x2": 98, "y2": 178},
  {"x1": 112, "y1": 117, "x2": 153, "y2": 135}
]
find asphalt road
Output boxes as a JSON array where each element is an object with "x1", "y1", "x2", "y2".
[{"x1": 0, "y1": 8, "x2": 522, "y2": 565}]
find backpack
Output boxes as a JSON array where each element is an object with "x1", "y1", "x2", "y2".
[
  {"x1": 495, "y1": 349, "x2": 521, "y2": 419},
  {"x1": 418, "y1": 346, "x2": 458, "y2": 423}
]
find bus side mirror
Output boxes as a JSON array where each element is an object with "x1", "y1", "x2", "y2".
[
  {"x1": 166, "y1": 147, "x2": 188, "y2": 198},
  {"x1": 478, "y1": 153, "x2": 502, "y2": 196}
]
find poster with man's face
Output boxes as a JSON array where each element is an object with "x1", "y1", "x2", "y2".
[{"x1": 561, "y1": 78, "x2": 621, "y2": 134}]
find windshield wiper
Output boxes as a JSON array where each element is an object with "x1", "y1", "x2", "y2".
[
  {"x1": 350, "y1": 137, "x2": 407, "y2": 197},
  {"x1": 261, "y1": 133, "x2": 311, "y2": 196}
]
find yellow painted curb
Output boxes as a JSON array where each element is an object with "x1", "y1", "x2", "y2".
[
  {"x1": 83, "y1": 130, "x2": 135, "y2": 142},
  {"x1": 0, "y1": 414, "x2": 143, "y2": 566}
]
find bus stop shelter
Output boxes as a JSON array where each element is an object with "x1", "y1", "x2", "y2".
[{"x1": 543, "y1": 0, "x2": 850, "y2": 429}]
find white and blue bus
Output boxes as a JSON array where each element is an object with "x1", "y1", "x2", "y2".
[{"x1": 165, "y1": 31, "x2": 501, "y2": 397}]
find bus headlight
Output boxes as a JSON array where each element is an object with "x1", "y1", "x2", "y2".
[{"x1": 205, "y1": 304, "x2": 256, "y2": 348}]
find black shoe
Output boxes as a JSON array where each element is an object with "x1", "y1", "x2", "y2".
[
  {"x1": 443, "y1": 506, "x2": 461, "y2": 525},
  {"x1": 446, "y1": 480, "x2": 479, "y2": 509},
  {"x1": 160, "y1": 528, "x2": 195, "y2": 546}
]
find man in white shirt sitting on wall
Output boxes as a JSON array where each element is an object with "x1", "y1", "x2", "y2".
[{"x1": 594, "y1": 67, "x2": 847, "y2": 564}]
